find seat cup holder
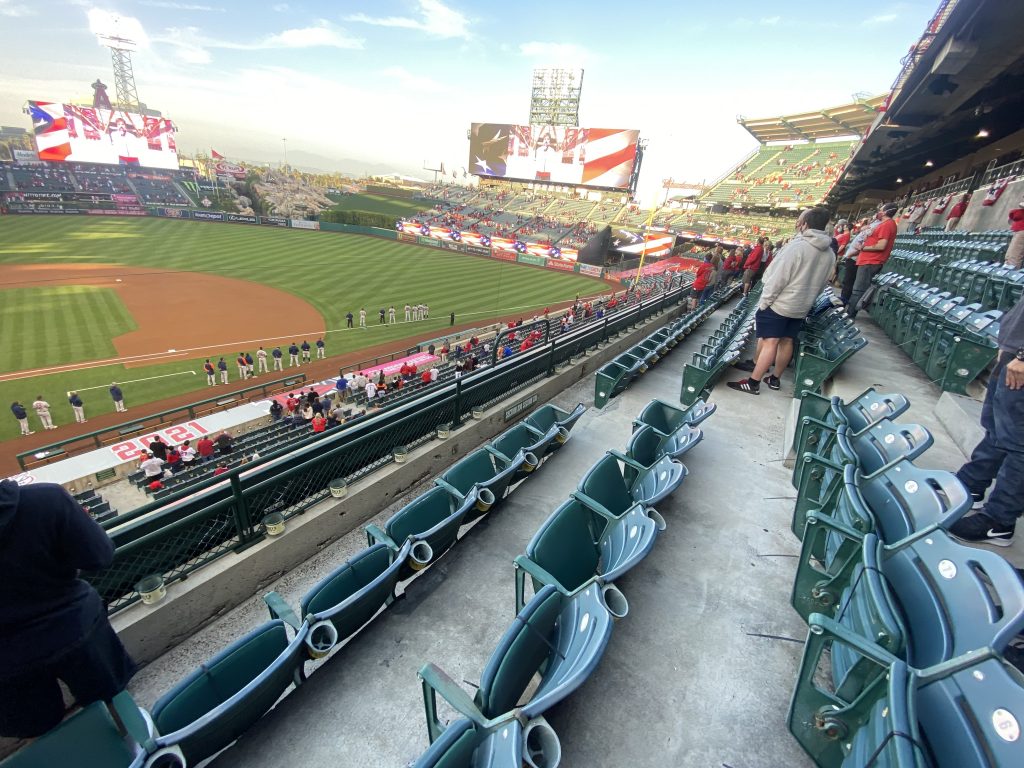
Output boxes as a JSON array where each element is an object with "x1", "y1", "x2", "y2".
[
  {"x1": 305, "y1": 620, "x2": 339, "y2": 660},
  {"x1": 648, "y1": 508, "x2": 667, "y2": 531},
  {"x1": 475, "y1": 487, "x2": 496, "y2": 513},
  {"x1": 601, "y1": 583, "x2": 629, "y2": 620},
  {"x1": 522, "y1": 452, "x2": 539, "y2": 473},
  {"x1": 409, "y1": 540, "x2": 434, "y2": 571},
  {"x1": 522, "y1": 715, "x2": 562, "y2": 768},
  {"x1": 555, "y1": 426, "x2": 570, "y2": 444},
  {"x1": 146, "y1": 746, "x2": 186, "y2": 768}
]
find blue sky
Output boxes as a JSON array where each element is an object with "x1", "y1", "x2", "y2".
[{"x1": 0, "y1": 0, "x2": 937, "y2": 197}]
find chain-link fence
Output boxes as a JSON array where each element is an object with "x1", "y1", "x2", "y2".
[{"x1": 91, "y1": 276, "x2": 693, "y2": 614}]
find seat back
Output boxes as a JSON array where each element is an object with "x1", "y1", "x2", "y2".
[
  {"x1": 386, "y1": 486, "x2": 460, "y2": 544},
  {"x1": 578, "y1": 454, "x2": 635, "y2": 516},
  {"x1": 838, "y1": 662, "x2": 922, "y2": 768},
  {"x1": 493, "y1": 423, "x2": 543, "y2": 460},
  {"x1": 626, "y1": 424, "x2": 663, "y2": 466},
  {"x1": 300, "y1": 544, "x2": 398, "y2": 642},
  {"x1": 916, "y1": 658, "x2": 1024, "y2": 768},
  {"x1": 836, "y1": 390, "x2": 910, "y2": 433},
  {"x1": 438, "y1": 449, "x2": 497, "y2": 497},
  {"x1": 152, "y1": 620, "x2": 303, "y2": 766},
  {"x1": 411, "y1": 719, "x2": 479, "y2": 768},
  {"x1": 840, "y1": 421, "x2": 933, "y2": 474},
  {"x1": 636, "y1": 399, "x2": 685, "y2": 434},
  {"x1": 525, "y1": 499, "x2": 603, "y2": 594},
  {"x1": 475, "y1": 585, "x2": 564, "y2": 719},
  {"x1": 855, "y1": 460, "x2": 970, "y2": 544}
]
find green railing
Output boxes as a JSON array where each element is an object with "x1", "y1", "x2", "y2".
[
  {"x1": 87, "y1": 276, "x2": 693, "y2": 613},
  {"x1": 16, "y1": 374, "x2": 307, "y2": 471}
]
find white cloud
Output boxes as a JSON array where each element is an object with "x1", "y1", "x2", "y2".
[
  {"x1": 0, "y1": 0, "x2": 33, "y2": 17},
  {"x1": 863, "y1": 13, "x2": 898, "y2": 25},
  {"x1": 271, "y1": 2, "x2": 289, "y2": 10},
  {"x1": 154, "y1": 20, "x2": 363, "y2": 64},
  {"x1": 346, "y1": 0, "x2": 471, "y2": 40},
  {"x1": 87, "y1": 8, "x2": 151, "y2": 47},
  {"x1": 760, "y1": 15, "x2": 780, "y2": 26},
  {"x1": 381, "y1": 65, "x2": 442, "y2": 92},
  {"x1": 139, "y1": 1, "x2": 224, "y2": 10},
  {"x1": 519, "y1": 41, "x2": 592, "y2": 69},
  {"x1": 734, "y1": 15, "x2": 784, "y2": 28}
]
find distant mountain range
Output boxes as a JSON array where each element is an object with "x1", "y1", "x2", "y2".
[{"x1": 245, "y1": 149, "x2": 426, "y2": 180}]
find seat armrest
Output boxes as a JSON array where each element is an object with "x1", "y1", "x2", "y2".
[
  {"x1": 263, "y1": 591, "x2": 302, "y2": 630},
  {"x1": 365, "y1": 524, "x2": 399, "y2": 551}
]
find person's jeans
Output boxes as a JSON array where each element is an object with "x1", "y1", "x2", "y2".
[
  {"x1": 839, "y1": 258, "x2": 858, "y2": 304},
  {"x1": 956, "y1": 354, "x2": 1024, "y2": 527},
  {"x1": 848, "y1": 263, "x2": 882, "y2": 317}
]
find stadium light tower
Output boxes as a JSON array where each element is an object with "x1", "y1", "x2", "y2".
[
  {"x1": 96, "y1": 23, "x2": 141, "y2": 113},
  {"x1": 529, "y1": 68, "x2": 583, "y2": 126}
]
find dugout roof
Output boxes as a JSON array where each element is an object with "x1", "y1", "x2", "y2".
[{"x1": 737, "y1": 96, "x2": 887, "y2": 144}]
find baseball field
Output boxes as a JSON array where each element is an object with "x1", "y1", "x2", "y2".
[{"x1": 0, "y1": 214, "x2": 605, "y2": 444}]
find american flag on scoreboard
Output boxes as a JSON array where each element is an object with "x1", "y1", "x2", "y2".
[
  {"x1": 581, "y1": 128, "x2": 639, "y2": 187},
  {"x1": 28, "y1": 101, "x2": 72, "y2": 162}
]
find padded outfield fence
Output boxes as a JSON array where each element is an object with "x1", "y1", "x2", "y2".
[{"x1": 88, "y1": 275, "x2": 694, "y2": 614}]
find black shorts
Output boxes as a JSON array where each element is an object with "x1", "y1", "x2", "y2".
[
  {"x1": 0, "y1": 614, "x2": 136, "y2": 738},
  {"x1": 755, "y1": 307, "x2": 804, "y2": 339}
]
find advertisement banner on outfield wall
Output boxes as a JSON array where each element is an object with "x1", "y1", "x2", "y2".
[
  {"x1": 289, "y1": 219, "x2": 320, "y2": 230},
  {"x1": 85, "y1": 209, "x2": 146, "y2": 216},
  {"x1": 8, "y1": 206, "x2": 73, "y2": 214},
  {"x1": 545, "y1": 259, "x2": 575, "y2": 272},
  {"x1": 577, "y1": 263, "x2": 604, "y2": 277},
  {"x1": 417, "y1": 236, "x2": 441, "y2": 247},
  {"x1": 13, "y1": 149, "x2": 41, "y2": 164},
  {"x1": 516, "y1": 254, "x2": 547, "y2": 266},
  {"x1": 156, "y1": 207, "x2": 190, "y2": 218},
  {"x1": 465, "y1": 245, "x2": 491, "y2": 256},
  {"x1": 192, "y1": 210, "x2": 225, "y2": 221},
  {"x1": 441, "y1": 240, "x2": 462, "y2": 251},
  {"x1": 397, "y1": 232, "x2": 417, "y2": 243},
  {"x1": 226, "y1": 213, "x2": 258, "y2": 224},
  {"x1": 259, "y1": 216, "x2": 288, "y2": 227},
  {"x1": 490, "y1": 250, "x2": 517, "y2": 262}
]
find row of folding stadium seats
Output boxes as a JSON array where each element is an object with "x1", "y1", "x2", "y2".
[
  {"x1": 895, "y1": 231, "x2": 1012, "y2": 260},
  {"x1": 411, "y1": 397, "x2": 715, "y2": 766},
  {"x1": 73, "y1": 487, "x2": 118, "y2": 523},
  {"x1": 678, "y1": 283, "x2": 754, "y2": 405},
  {"x1": 784, "y1": 387, "x2": 1024, "y2": 767},
  {"x1": 791, "y1": 291, "x2": 868, "y2": 397},
  {"x1": 868, "y1": 273, "x2": 1001, "y2": 394},
  {"x1": 885, "y1": 251, "x2": 1024, "y2": 313},
  {"x1": 0, "y1": 402, "x2": 587, "y2": 768},
  {"x1": 595, "y1": 293, "x2": 723, "y2": 408}
]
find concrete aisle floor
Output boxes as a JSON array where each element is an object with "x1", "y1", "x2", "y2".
[{"x1": 126, "y1": 301, "x2": 987, "y2": 768}]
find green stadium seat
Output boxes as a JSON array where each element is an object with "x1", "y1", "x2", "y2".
[
  {"x1": 366, "y1": 486, "x2": 476, "y2": 577},
  {"x1": 434, "y1": 448, "x2": 523, "y2": 521},
  {"x1": 410, "y1": 718, "x2": 523, "y2": 768},
  {"x1": 0, "y1": 692, "x2": 152, "y2": 768},
  {"x1": 490, "y1": 422, "x2": 556, "y2": 479},
  {"x1": 792, "y1": 333, "x2": 868, "y2": 397},
  {"x1": 523, "y1": 403, "x2": 585, "y2": 451},
  {"x1": 149, "y1": 620, "x2": 308, "y2": 768},
  {"x1": 626, "y1": 422, "x2": 703, "y2": 465},
  {"x1": 594, "y1": 361, "x2": 632, "y2": 409},
  {"x1": 792, "y1": 388, "x2": 910, "y2": 468},
  {"x1": 263, "y1": 542, "x2": 409, "y2": 660},
  {"x1": 513, "y1": 497, "x2": 659, "y2": 613},
  {"x1": 579, "y1": 450, "x2": 685, "y2": 509}
]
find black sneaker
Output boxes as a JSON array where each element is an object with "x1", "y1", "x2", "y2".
[
  {"x1": 727, "y1": 378, "x2": 760, "y2": 395},
  {"x1": 970, "y1": 492, "x2": 986, "y2": 511},
  {"x1": 763, "y1": 374, "x2": 781, "y2": 390},
  {"x1": 949, "y1": 513, "x2": 1015, "y2": 547},
  {"x1": 735, "y1": 359, "x2": 756, "y2": 372}
]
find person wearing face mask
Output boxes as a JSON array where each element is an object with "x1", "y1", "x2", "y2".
[
  {"x1": 847, "y1": 202, "x2": 898, "y2": 319},
  {"x1": 728, "y1": 206, "x2": 834, "y2": 394}
]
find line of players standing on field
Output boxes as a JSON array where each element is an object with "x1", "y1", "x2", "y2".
[{"x1": 10, "y1": 384, "x2": 126, "y2": 436}]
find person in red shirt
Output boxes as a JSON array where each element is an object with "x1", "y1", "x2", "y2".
[
  {"x1": 148, "y1": 478, "x2": 164, "y2": 492},
  {"x1": 311, "y1": 414, "x2": 326, "y2": 433},
  {"x1": 420, "y1": 369, "x2": 431, "y2": 385},
  {"x1": 285, "y1": 393, "x2": 299, "y2": 414},
  {"x1": 196, "y1": 436, "x2": 215, "y2": 463},
  {"x1": 1006, "y1": 201, "x2": 1024, "y2": 269},
  {"x1": 945, "y1": 193, "x2": 970, "y2": 231},
  {"x1": 849, "y1": 203, "x2": 898, "y2": 319},
  {"x1": 213, "y1": 461, "x2": 228, "y2": 476},
  {"x1": 742, "y1": 239, "x2": 764, "y2": 296},
  {"x1": 691, "y1": 253, "x2": 714, "y2": 308}
]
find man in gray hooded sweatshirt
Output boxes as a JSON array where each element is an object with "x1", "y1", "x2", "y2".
[
  {"x1": 0, "y1": 479, "x2": 135, "y2": 737},
  {"x1": 728, "y1": 206, "x2": 834, "y2": 394}
]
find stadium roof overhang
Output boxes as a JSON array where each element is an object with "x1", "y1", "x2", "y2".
[
  {"x1": 828, "y1": 0, "x2": 1024, "y2": 204},
  {"x1": 737, "y1": 96, "x2": 886, "y2": 144}
]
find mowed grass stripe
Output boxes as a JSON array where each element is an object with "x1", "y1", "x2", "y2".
[{"x1": 0, "y1": 216, "x2": 607, "y2": 442}]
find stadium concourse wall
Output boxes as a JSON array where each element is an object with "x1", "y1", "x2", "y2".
[
  {"x1": 1, "y1": 203, "x2": 608, "y2": 279},
  {"x1": 103, "y1": 282, "x2": 693, "y2": 664}
]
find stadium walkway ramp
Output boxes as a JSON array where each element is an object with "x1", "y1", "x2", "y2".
[{"x1": 122, "y1": 302, "x2": 1006, "y2": 767}]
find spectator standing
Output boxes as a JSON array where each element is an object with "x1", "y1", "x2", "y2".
[
  {"x1": 354, "y1": 371, "x2": 368, "y2": 392},
  {"x1": 316, "y1": 338, "x2": 325, "y2": 359},
  {"x1": 301, "y1": 340, "x2": 311, "y2": 363},
  {"x1": 945, "y1": 193, "x2": 970, "y2": 231},
  {"x1": 947, "y1": 292, "x2": 1024, "y2": 546},
  {"x1": 728, "y1": 207, "x2": 834, "y2": 394},
  {"x1": 257, "y1": 347, "x2": 269, "y2": 374},
  {"x1": 335, "y1": 375, "x2": 349, "y2": 400},
  {"x1": 691, "y1": 254, "x2": 714, "y2": 308},
  {"x1": 365, "y1": 379, "x2": 377, "y2": 401},
  {"x1": 840, "y1": 212, "x2": 881, "y2": 306},
  {"x1": 110, "y1": 382, "x2": 127, "y2": 412},
  {"x1": 166, "y1": 445, "x2": 182, "y2": 473},
  {"x1": 215, "y1": 431, "x2": 234, "y2": 455},
  {"x1": 848, "y1": 203, "x2": 898, "y2": 319},
  {"x1": 140, "y1": 451, "x2": 164, "y2": 480},
  {"x1": 10, "y1": 401, "x2": 32, "y2": 436},
  {"x1": 68, "y1": 391, "x2": 86, "y2": 424},
  {"x1": 32, "y1": 395, "x2": 55, "y2": 430},
  {"x1": 148, "y1": 436, "x2": 168, "y2": 461},
  {"x1": 204, "y1": 359, "x2": 216, "y2": 385},
  {"x1": 270, "y1": 400, "x2": 283, "y2": 421},
  {"x1": 288, "y1": 342, "x2": 300, "y2": 367},
  {"x1": 272, "y1": 346, "x2": 283, "y2": 371},
  {"x1": 197, "y1": 435, "x2": 216, "y2": 463},
  {"x1": 742, "y1": 240, "x2": 764, "y2": 297},
  {"x1": 0, "y1": 480, "x2": 135, "y2": 738},
  {"x1": 179, "y1": 440, "x2": 197, "y2": 469},
  {"x1": 217, "y1": 358, "x2": 228, "y2": 385},
  {"x1": 1005, "y1": 200, "x2": 1024, "y2": 269}
]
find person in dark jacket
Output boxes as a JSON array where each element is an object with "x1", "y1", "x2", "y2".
[
  {"x1": 10, "y1": 401, "x2": 33, "y2": 436},
  {"x1": 0, "y1": 480, "x2": 135, "y2": 737}
]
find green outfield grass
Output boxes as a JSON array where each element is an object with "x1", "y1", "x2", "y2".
[
  {"x1": 0, "y1": 285, "x2": 136, "y2": 372},
  {"x1": 0, "y1": 216, "x2": 602, "y2": 444},
  {"x1": 327, "y1": 193, "x2": 428, "y2": 217}
]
